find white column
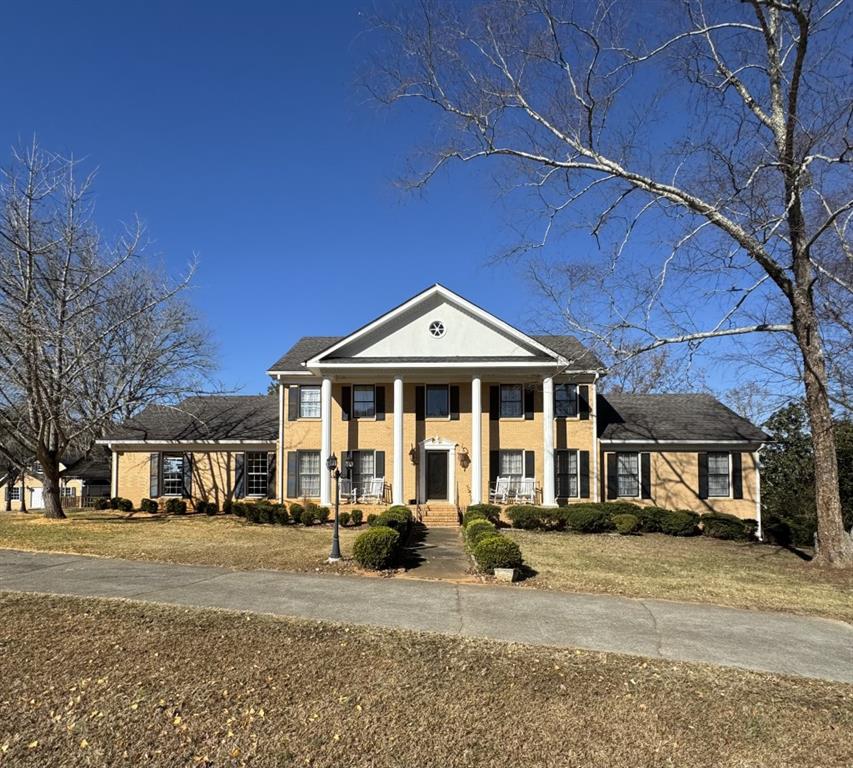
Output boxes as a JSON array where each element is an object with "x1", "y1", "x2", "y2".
[
  {"x1": 470, "y1": 376, "x2": 482, "y2": 504},
  {"x1": 392, "y1": 376, "x2": 404, "y2": 505},
  {"x1": 320, "y1": 377, "x2": 332, "y2": 505},
  {"x1": 542, "y1": 376, "x2": 556, "y2": 506},
  {"x1": 277, "y1": 381, "x2": 285, "y2": 501},
  {"x1": 110, "y1": 447, "x2": 118, "y2": 498},
  {"x1": 754, "y1": 449, "x2": 763, "y2": 541}
]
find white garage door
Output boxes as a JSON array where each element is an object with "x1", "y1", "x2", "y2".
[{"x1": 30, "y1": 488, "x2": 44, "y2": 509}]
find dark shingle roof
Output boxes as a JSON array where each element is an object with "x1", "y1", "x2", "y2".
[
  {"x1": 104, "y1": 395, "x2": 278, "y2": 442},
  {"x1": 268, "y1": 334, "x2": 602, "y2": 371},
  {"x1": 598, "y1": 393, "x2": 768, "y2": 443},
  {"x1": 63, "y1": 448, "x2": 111, "y2": 481}
]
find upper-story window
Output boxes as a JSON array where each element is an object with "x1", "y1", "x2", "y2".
[
  {"x1": 500, "y1": 384, "x2": 524, "y2": 418},
  {"x1": 299, "y1": 385, "x2": 321, "y2": 418},
  {"x1": 352, "y1": 385, "x2": 376, "y2": 419},
  {"x1": 708, "y1": 452, "x2": 730, "y2": 497},
  {"x1": 555, "y1": 383, "x2": 579, "y2": 418},
  {"x1": 426, "y1": 385, "x2": 449, "y2": 418}
]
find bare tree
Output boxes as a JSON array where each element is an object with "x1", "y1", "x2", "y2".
[
  {"x1": 370, "y1": 0, "x2": 853, "y2": 566},
  {"x1": 0, "y1": 142, "x2": 212, "y2": 519}
]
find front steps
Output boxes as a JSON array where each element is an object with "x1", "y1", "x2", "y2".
[{"x1": 418, "y1": 503, "x2": 460, "y2": 527}]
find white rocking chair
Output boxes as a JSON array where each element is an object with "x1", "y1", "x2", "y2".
[
  {"x1": 515, "y1": 477, "x2": 536, "y2": 504},
  {"x1": 359, "y1": 477, "x2": 385, "y2": 505},
  {"x1": 489, "y1": 476, "x2": 511, "y2": 505},
  {"x1": 340, "y1": 478, "x2": 358, "y2": 504}
]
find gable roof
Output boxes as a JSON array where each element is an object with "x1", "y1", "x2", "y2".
[
  {"x1": 597, "y1": 393, "x2": 768, "y2": 443},
  {"x1": 101, "y1": 395, "x2": 278, "y2": 443}
]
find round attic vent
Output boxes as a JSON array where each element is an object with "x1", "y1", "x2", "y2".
[{"x1": 429, "y1": 320, "x2": 446, "y2": 338}]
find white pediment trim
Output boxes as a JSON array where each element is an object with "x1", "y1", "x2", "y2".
[{"x1": 305, "y1": 284, "x2": 565, "y2": 366}]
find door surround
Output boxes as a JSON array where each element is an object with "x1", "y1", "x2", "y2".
[{"x1": 418, "y1": 437, "x2": 457, "y2": 505}]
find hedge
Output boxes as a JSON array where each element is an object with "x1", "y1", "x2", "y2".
[
  {"x1": 565, "y1": 507, "x2": 615, "y2": 533},
  {"x1": 701, "y1": 512, "x2": 752, "y2": 540},
  {"x1": 164, "y1": 498, "x2": 187, "y2": 515},
  {"x1": 140, "y1": 498, "x2": 159, "y2": 514},
  {"x1": 612, "y1": 513, "x2": 640, "y2": 535},
  {"x1": 506, "y1": 505, "x2": 544, "y2": 530},
  {"x1": 353, "y1": 526, "x2": 401, "y2": 570},
  {"x1": 472, "y1": 535, "x2": 523, "y2": 573},
  {"x1": 196, "y1": 500, "x2": 218, "y2": 516},
  {"x1": 464, "y1": 504, "x2": 501, "y2": 526},
  {"x1": 369, "y1": 506, "x2": 413, "y2": 537},
  {"x1": 464, "y1": 518, "x2": 498, "y2": 549}
]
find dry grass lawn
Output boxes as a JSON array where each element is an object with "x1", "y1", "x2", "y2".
[
  {"x1": 1, "y1": 593, "x2": 851, "y2": 768},
  {"x1": 0, "y1": 510, "x2": 361, "y2": 573},
  {"x1": 508, "y1": 529, "x2": 853, "y2": 622}
]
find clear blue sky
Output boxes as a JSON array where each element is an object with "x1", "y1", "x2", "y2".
[{"x1": 0, "y1": 1, "x2": 739, "y2": 396}]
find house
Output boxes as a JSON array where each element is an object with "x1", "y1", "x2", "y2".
[
  {"x1": 1, "y1": 451, "x2": 111, "y2": 511},
  {"x1": 99, "y1": 284, "x2": 767, "y2": 527}
]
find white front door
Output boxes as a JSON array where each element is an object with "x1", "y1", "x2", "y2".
[{"x1": 30, "y1": 488, "x2": 44, "y2": 509}]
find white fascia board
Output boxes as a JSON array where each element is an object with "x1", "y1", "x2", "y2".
[
  {"x1": 310, "y1": 360, "x2": 564, "y2": 370},
  {"x1": 305, "y1": 284, "x2": 563, "y2": 366},
  {"x1": 265, "y1": 369, "x2": 315, "y2": 377},
  {"x1": 599, "y1": 439, "x2": 763, "y2": 450},
  {"x1": 96, "y1": 439, "x2": 277, "y2": 449}
]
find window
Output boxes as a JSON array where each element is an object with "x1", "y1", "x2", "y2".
[
  {"x1": 352, "y1": 385, "x2": 376, "y2": 419},
  {"x1": 500, "y1": 384, "x2": 524, "y2": 418},
  {"x1": 7, "y1": 486, "x2": 20, "y2": 501},
  {"x1": 60, "y1": 487, "x2": 75, "y2": 498},
  {"x1": 299, "y1": 386, "x2": 321, "y2": 418},
  {"x1": 555, "y1": 383, "x2": 578, "y2": 418},
  {"x1": 499, "y1": 450, "x2": 524, "y2": 482},
  {"x1": 617, "y1": 453, "x2": 640, "y2": 498},
  {"x1": 351, "y1": 451, "x2": 375, "y2": 491},
  {"x1": 708, "y1": 452, "x2": 730, "y2": 497},
  {"x1": 246, "y1": 452, "x2": 269, "y2": 497},
  {"x1": 162, "y1": 454, "x2": 185, "y2": 496},
  {"x1": 298, "y1": 451, "x2": 321, "y2": 498},
  {"x1": 556, "y1": 450, "x2": 579, "y2": 497},
  {"x1": 425, "y1": 385, "x2": 449, "y2": 418}
]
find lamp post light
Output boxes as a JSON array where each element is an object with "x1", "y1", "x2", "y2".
[{"x1": 327, "y1": 453, "x2": 354, "y2": 563}]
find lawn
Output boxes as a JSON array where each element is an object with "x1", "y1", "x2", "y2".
[
  {"x1": 0, "y1": 510, "x2": 361, "y2": 573},
  {"x1": 1, "y1": 593, "x2": 850, "y2": 768},
  {"x1": 508, "y1": 529, "x2": 853, "y2": 622}
]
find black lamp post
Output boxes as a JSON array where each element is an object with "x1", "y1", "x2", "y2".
[{"x1": 326, "y1": 453, "x2": 341, "y2": 562}]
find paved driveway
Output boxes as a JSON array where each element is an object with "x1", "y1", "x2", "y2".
[{"x1": 1, "y1": 548, "x2": 851, "y2": 683}]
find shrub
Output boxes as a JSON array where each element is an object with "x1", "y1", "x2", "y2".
[
  {"x1": 164, "y1": 498, "x2": 187, "y2": 515},
  {"x1": 366, "y1": 513, "x2": 378, "y2": 526},
  {"x1": 701, "y1": 512, "x2": 751, "y2": 540},
  {"x1": 464, "y1": 504, "x2": 501, "y2": 525},
  {"x1": 140, "y1": 498, "x2": 159, "y2": 514},
  {"x1": 93, "y1": 497, "x2": 111, "y2": 510},
  {"x1": 339, "y1": 511, "x2": 351, "y2": 526},
  {"x1": 117, "y1": 498, "x2": 134, "y2": 513},
  {"x1": 506, "y1": 505, "x2": 543, "y2": 530},
  {"x1": 195, "y1": 500, "x2": 218, "y2": 516},
  {"x1": 566, "y1": 507, "x2": 615, "y2": 533},
  {"x1": 371, "y1": 506, "x2": 413, "y2": 536},
  {"x1": 659, "y1": 509, "x2": 700, "y2": 536},
  {"x1": 600, "y1": 501, "x2": 643, "y2": 517},
  {"x1": 612, "y1": 513, "x2": 640, "y2": 535},
  {"x1": 462, "y1": 508, "x2": 489, "y2": 527},
  {"x1": 231, "y1": 502, "x2": 246, "y2": 518},
  {"x1": 222, "y1": 499, "x2": 233, "y2": 516},
  {"x1": 350, "y1": 509, "x2": 363, "y2": 526},
  {"x1": 301, "y1": 507, "x2": 316, "y2": 526},
  {"x1": 109, "y1": 497, "x2": 122, "y2": 510},
  {"x1": 274, "y1": 504, "x2": 289, "y2": 525},
  {"x1": 632, "y1": 506, "x2": 669, "y2": 533},
  {"x1": 473, "y1": 535, "x2": 523, "y2": 573},
  {"x1": 353, "y1": 526, "x2": 400, "y2": 570},
  {"x1": 260, "y1": 504, "x2": 278, "y2": 524},
  {"x1": 464, "y1": 518, "x2": 497, "y2": 548},
  {"x1": 316, "y1": 506, "x2": 331, "y2": 524},
  {"x1": 386, "y1": 504, "x2": 411, "y2": 515},
  {"x1": 289, "y1": 503, "x2": 304, "y2": 524},
  {"x1": 244, "y1": 504, "x2": 260, "y2": 524}
]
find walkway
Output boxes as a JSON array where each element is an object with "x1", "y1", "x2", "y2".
[
  {"x1": 401, "y1": 526, "x2": 472, "y2": 580},
  {"x1": 1, "y1": 548, "x2": 850, "y2": 683}
]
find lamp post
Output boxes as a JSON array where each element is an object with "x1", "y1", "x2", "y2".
[{"x1": 327, "y1": 453, "x2": 353, "y2": 563}]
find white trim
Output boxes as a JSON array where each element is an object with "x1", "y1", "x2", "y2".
[
  {"x1": 591, "y1": 374, "x2": 600, "y2": 502},
  {"x1": 97, "y1": 439, "x2": 277, "y2": 447},
  {"x1": 542, "y1": 376, "x2": 555, "y2": 506},
  {"x1": 110, "y1": 452, "x2": 118, "y2": 498},
  {"x1": 754, "y1": 448, "x2": 763, "y2": 540},
  {"x1": 418, "y1": 437, "x2": 457, "y2": 505},
  {"x1": 470, "y1": 377, "x2": 482, "y2": 505},
  {"x1": 277, "y1": 383, "x2": 285, "y2": 502},
  {"x1": 599, "y1": 438, "x2": 761, "y2": 445},
  {"x1": 392, "y1": 376, "x2": 404, "y2": 506},
  {"x1": 320, "y1": 377, "x2": 332, "y2": 505},
  {"x1": 309, "y1": 361, "x2": 570, "y2": 370}
]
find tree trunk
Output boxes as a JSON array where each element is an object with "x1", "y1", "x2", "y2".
[
  {"x1": 40, "y1": 456, "x2": 66, "y2": 520},
  {"x1": 791, "y1": 289, "x2": 853, "y2": 566},
  {"x1": 20, "y1": 480, "x2": 27, "y2": 512}
]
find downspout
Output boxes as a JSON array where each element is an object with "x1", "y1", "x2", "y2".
[{"x1": 110, "y1": 445, "x2": 118, "y2": 498}]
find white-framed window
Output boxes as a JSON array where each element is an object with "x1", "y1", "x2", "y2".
[
  {"x1": 298, "y1": 451, "x2": 321, "y2": 498},
  {"x1": 299, "y1": 386, "x2": 321, "y2": 419},
  {"x1": 556, "y1": 450, "x2": 579, "y2": 497},
  {"x1": 708, "y1": 452, "x2": 731, "y2": 497},
  {"x1": 500, "y1": 384, "x2": 524, "y2": 418},
  {"x1": 555, "y1": 383, "x2": 578, "y2": 418},
  {"x1": 617, "y1": 453, "x2": 640, "y2": 498},
  {"x1": 499, "y1": 450, "x2": 524, "y2": 483},
  {"x1": 60, "y1": 487, "x2": 75, "y2": 498},
  {"x1": 425, "y1": 385, "x2": 449, "y2": 418},
  {"x1": 352, "y1": 385, "x2": 376, "y2": 419},
  {"x1": 162, "y1": 454, "x2": 185, "y2": 496},
  {"x1": 246, "y1": 452, "x2": 269, "y2": 497},
  {"x1": 351, "y1": 451, "x2": 375, "y2": 490},
  {"x1": 7, "y1": 486, "x2": 21, "y2": 501}
]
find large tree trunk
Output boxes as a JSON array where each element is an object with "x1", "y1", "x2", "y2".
[
  {"x1": 791, "y1": 289, "x2": 853, "y2": 566},
  {"x1": 40, "y1": 454, "x2": 66, "y2": 520}
]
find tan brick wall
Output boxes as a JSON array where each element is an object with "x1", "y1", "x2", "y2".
[{"x1": 600, "y1": 449, "x2": 759, "y2": 518}]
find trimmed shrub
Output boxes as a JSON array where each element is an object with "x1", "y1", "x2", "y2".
[
  {"x1": 117, "y1": 498, "x2": 133, "y2": 513},
  {"x1": 109, "y1": 497, "x2": 122, "y2": 510},
  {"x1": 612, "y1": 513, "x2": 640, "y2": 535},
  {"x1": 140, "y1": 498, "x2": 159, "y2": 514},
  {"x1": 274, "y1": 504, "x2": 289, "y2": 525},
  {"x1": 222, "y1": 499, "x2": 233, "y2": 515},
  {"x1": 566, "y1": 507, "x2": 615, "y2": 533},
  {"x1": 353, "y1": 526, "x2": 400, "y2": 570},
  {"x1": 316, "y1": 506, "x2": 331, "y2": 524},
  {"x1": 600, "y1": 501, "x2": 643, "y2": 517},
  {"x1": 350, "y1": 509, "x2": 363, "y2": 526},
  {"x1": 462, "y1": 508, "x2": 490, "y2": 527},
  {"x1": 366, "y1": 513, "x2": 378, "y2": 526},
  {"x1": 244, "y1": 504, "x2": 260, "y2": 523},
  {"x1": 506, "y1": 505, "x2": 543, "y2": 530},
  {"x1": 465, "y1": 518, "x2": 497, "y2": 548},
  {"x1": 464, "y1": 504, "x2": 501, "y2": 525},
  {"x1": 198, "y1": 500, "x2": 219, "y2": 516},
  {"x1": 632, "y1": 506, "x2": 669, "y2": 533},
  {"x1": 473, "y1": 535, "x2": 523, "y2": 573},
  {"x1": 231, "y1": 502, "x2": 246, "y2": 518},
  {"x1": 659, "y1": 509, "x2": 700, "y2": 536},
  {"x1": 289, "y1": 503, "x2": 304, "y2": 524},
  {"x1": 339, "y1": 511, "x2": 351, "y2": 526},
  {"x1": 370, "y1": 506, "x2": 412, "y2": 536},
  {"x1": 701, "y1": 512, "x2": 751, "y2": 540},
  {"x1": 386, "y1": 504, "x2": 411, "y2": 515},
  {"x1": 301, "y1": 506, "x2": 316, "y2": 526},
  {"x1": 164, "y1": 498, "x2": 187, "y2": 515},
  {"x1": 93, "y1": 497, "x2": 111, "y2": 510}
]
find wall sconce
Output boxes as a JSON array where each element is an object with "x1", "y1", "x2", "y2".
[
  {"x1": 458, "y1": 448, "x2": 471, "y2": 470},
  {"x1": 409, "y1": 445, "x2": 418, "y2": 465}
]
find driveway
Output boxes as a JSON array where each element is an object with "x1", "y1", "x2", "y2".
[{"x1": 1, "y1": 548, "x2": 851, "y2": 683}]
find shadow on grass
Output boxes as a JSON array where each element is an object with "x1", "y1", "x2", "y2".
[{"x1": 514, "y1": 563, "x2": 539, "y2": 582}]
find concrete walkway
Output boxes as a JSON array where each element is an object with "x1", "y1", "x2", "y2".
[
  {"x1": 401, "y1": 526, "x2": 472, "y2": 580},
  {"x1": 1, "y1": 548, "x2": 851, "y2": 683}
]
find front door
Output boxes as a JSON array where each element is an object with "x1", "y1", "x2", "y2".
[{"x1": 425, "y1": 451, "x2": 448, "y2": 500}]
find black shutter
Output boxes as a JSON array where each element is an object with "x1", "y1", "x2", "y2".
[
  {"x1": 267, "y1": 452, "x2": 276, "y2": 499},
  {"x1": 149, "y1": 452, "x2": 160, "y2": 497},
  {"x1": 554, "y1": 450, "x2": 567, "y2": 498},
  {"x1": 698, "y1": 452, "x2": 709, "y2": 499},
  {"x1": 489, "y1": 450, "x2": 499, "y2": 483},
  {"x1": 579, "y1": 450, "x2": 590, "y2": 498},
  {"x1": 341, "y1": 385, "x2": 351, "y2": 421},
  {"x1": 449, "y1": 385, "x2": 460, "y2": 420},
  {"x1": 640, "y1": 452, "x2": 651, "y2": 499},
  {"x1": 524, "y1": 386, "x2": 534, "y2": 420},
  {"x1": 343, "y1": 450, "x2": 352, "y2": 479},
  {"x1": 606, "y1": 453, "x2": 618, "y2": 499},
  {"x1": 732, "y1": 452, "x2": 743, "y2": 499},
  {"x1": 374, "y1": 450, "x2": 385, "y2": 479},
  {"x1": 288, "y1": 386, "x2": 299, "y2": 421},
  {"x1": 286, "y1": 451, "x2": 298, "y2": 498},
  {"x1": 579, "y1": 385, "x2": 590, "y2": 420},
  {"x1": 182, "y1": 454, "x2": 193, "y2": 499},
  {"x1": 375, "y1": 385, "x2": 386, "y2": 421},
  {"x1": 415, "y1": 386, "x2": 425, "y2": 421},
  {"x1": 489, "y1": 385, "x2": 500, "y2": 420},
  {"x1": 524, "y1": 450, "x2": 535, "y2": 479},
  {"x1": 235, "y1": 452, "x2": 246, "y2": 499}
]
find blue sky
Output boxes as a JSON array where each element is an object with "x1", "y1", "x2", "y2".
[{"x1": 1, "y1": 1, "x2": 751, "y2": 397}]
